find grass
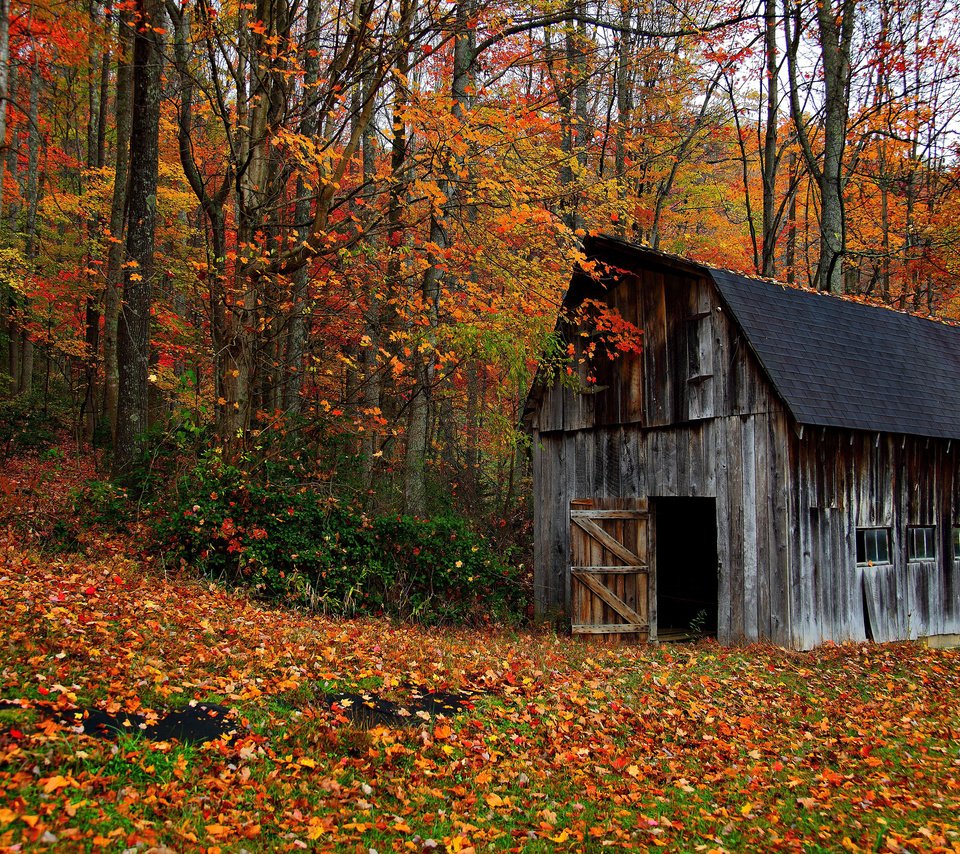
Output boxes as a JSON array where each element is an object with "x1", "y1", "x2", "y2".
[
  {"x1": 1, "y1": 452, "x2": 960, "y2": 850},
  {"x1": 4, "y1": 604, "x2": 958, "y2": 854}
]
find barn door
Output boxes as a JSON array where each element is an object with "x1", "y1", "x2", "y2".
[{"x1": 570, "y1": 498, "x2": 651, "y2": 642}]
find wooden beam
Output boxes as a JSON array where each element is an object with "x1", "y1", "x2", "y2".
[
  {"x1": 569, "y1": 565, "x2": 649, "y2": 575},
  {"x1": 572, "y1": 517, "x2": 646, "y2": 567},
  {"x1": 572, "y1": 570, "x2": 647, "y2": 625},
  {"x1": 572, "y1": 624, "x2": 646, "y2": 635},
  {"x1": 571, "y1": 509, "x2": 648, "y2": 519}
]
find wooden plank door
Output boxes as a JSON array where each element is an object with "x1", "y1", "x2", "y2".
[{"x1": 570, "y1": 498, "x2": 651, "y2": 643}]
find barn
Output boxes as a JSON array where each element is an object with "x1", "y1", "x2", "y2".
[{"x1": 524, "y1": 234, "x2": 960, "y2": 649}]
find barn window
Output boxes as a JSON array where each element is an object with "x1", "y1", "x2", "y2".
[
  {"x1": 906, "y1": 526, "x2": 936, "y2": 561},
  {"x1": 856, "y1": 528, "x2": 891, "y2": 565}
]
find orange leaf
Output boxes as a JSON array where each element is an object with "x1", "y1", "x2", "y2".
[{"x1": 41, "y1": 775, "x2": 73, "y2": 793}]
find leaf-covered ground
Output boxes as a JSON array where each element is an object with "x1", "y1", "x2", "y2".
[{"x1": 2, "y1": 449, "x2": 960, "y2": 852}]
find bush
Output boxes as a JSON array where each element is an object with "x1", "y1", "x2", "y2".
[
  {"x1": 73, "y1": 480, "x2": 134, "y2": 531},
  {"x1": 156, "y1": 454, "x2": 524, "y2": 625},
  {"x1": 116, "y1": 415, "x2": 211, "y2": 502},
  {"x1": 0, "y1": 394, "x2": 63, "y2": 458}
]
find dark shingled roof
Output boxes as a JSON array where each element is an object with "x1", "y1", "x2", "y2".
[
  {"x1": 587, "y1": 235, "x2": 960, "y2": 440},
  {"x1": 709, "y1": 268, "x2": 960, "y2": 440}
]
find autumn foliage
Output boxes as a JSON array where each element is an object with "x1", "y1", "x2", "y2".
[
  {"x1": 0, "y1": 0, "x2": 956, "y2": 522},
  {"x1": 2, "y1": 447, "x2": 960, "y2": 851}
]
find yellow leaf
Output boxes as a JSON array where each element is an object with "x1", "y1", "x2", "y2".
[
  {"x1": 205, "y1": 823, "x2": 230, "y2": 837},
  {"x1": 0, "y1": 807, "x2": 15, "y2": 824},
  {"x1": 627, "y1": 764, "x2": 640, "y2": 777},
  {"x1": 484, "y1": 793, "x2": 503, "y2": 807},
  {"x1": 740, "y1": 802, "x2": 754, "y2": 816},
  {"x1": 129, "y1": 273, "x2": 143, "y2": 282},
  {"x1": 551, "y1": 829, "x2": 571, "y2": 843},
  {"x1": 299, "y1": 757, "x2": 317, "y2": 768},
  {"x1": 41, "y1": 775, "x2": 73, "y2": 793}
]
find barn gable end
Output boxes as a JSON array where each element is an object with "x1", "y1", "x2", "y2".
[{"x1": 528, "y1": 235, "x2": 960, "y2": 649}]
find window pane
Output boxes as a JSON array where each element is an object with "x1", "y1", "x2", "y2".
[
  {"x1": 908, "y1": 526, "x2": 935, "y2": 561},
  {"x1": 856, "y1": 528, "x2": 890, "y2": 565},
  {"x1": 874, "y1": 530, "x2": 890, "y2": 564}
]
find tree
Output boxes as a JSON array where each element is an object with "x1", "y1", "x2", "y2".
[
  {"x1": 785, "y1": 0, "x2": 857, "y2": 294},
  {"x1": 115, "y1": 0, "x2": 164, "y2": 473},
  {"x1": 103, "y1": 7, "x2": 133, "y2": 439}
]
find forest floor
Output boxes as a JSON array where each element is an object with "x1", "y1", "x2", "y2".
[{"x1": 1, "y1": 446, "x2": 960, "y2": 852}]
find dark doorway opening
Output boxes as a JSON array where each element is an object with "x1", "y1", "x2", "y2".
[{"x1": 654, "y1": 497, "x2": 719, "y2": 639}]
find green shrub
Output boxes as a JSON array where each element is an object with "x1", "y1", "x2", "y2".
[
  {"x1": 0, "y1": 393, "x2": 62, "y2": 458},
  {"x1": 73, "y1": 480, "x2": 134, "y2": 531},
  {"x1": 116, "y1": 415, "x2": 211, "y2": 501},
  {"x1": 156, "y1": 454, "x2": 523, "y2": 625}
]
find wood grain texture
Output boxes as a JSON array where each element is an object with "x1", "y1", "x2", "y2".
[{"x1": 531, "y1": 251, "x2": 960, "y2": 648}]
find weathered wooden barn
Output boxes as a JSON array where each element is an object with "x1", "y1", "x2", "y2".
[{"x1": 525, "y1": 235, "x2": 960, "y2": 649}]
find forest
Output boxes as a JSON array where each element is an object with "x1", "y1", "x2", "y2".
[
  {"x1": 1, "y1": 0, "x2": 958, "y2": 521},
  {"x1": 0, "y1": 0, "x2": 955, "y2": 625}
]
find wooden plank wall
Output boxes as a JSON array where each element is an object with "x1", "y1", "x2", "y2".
[
  {"x1": 793, "y1": 430, "x2": 960, "y2": 647},
  {"x1": 532, "y1": 408, "x2": 796, "y2": 647},
  {"x1": 532, "y1": 423, "x2": 715, "y2": 620},
  {"x1": 532, "y1": 267, "x2": 797, "y2": 647},
  {"x1": 534, "y1": 271, "x2": 717, "y2": 434},
  {"x1": 712, "y1": 407, "x2": 794, "y2": 647},
  {"x1": 532, "y1": 257, "x2": 960, "y2": 648}
]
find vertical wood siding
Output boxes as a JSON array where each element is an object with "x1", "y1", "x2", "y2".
[
  {"x1": 795, "y1": 431, "x2": 960, "y2": 646},
  {"x1": 531, "y1": 259, "x2": 960, "y2": 648}
]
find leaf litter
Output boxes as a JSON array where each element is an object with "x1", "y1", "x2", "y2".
[{"x1": 1, "y1": 448, "x2": 960, "y2": 851}]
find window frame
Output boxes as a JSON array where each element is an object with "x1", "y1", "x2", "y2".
[
  {"x1": 856, "y1": 527, "x2": 891, "y2": 566},
  {"x1": 906, "y1": 526, "x2": 936, "y2": 562}
]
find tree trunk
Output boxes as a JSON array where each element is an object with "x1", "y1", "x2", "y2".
[
  {"x1": 784, "y1": 0, "x2": 855, "y2": 294},
  {"x1": 0, "y1": 0, "x2": 11, "y2": 220},
  {"x1": 613, "y1": 0, "x2": 633, "y2": 238},
  {"x1": 103, "y1": 9, "x2": 133, "y2": 439},
  {"x1": 785, "y1": 152, "x2": 798, "y2": 284},
  {"x1": 4, "y1": 61, "x2": 17, "y2": 232},
  {"x1": 114, "y1": 0, "x2": 163, "y2": 474},
  {"x1": 760, "y1": 0, "x2": 779, "y2": 277},
  {"x1": 358, "y1": 74, "x2": 382, "y2": 493},
  {"x1": 18, "y1": 57, "x2": 41, "y2": 396},
  {"x1": 83, "y1": 1, "x2": 108, "y2": 439},
  {"x1": 283, "y1": 0, "x2": 322, "y2": 416},
  {"x1": 96, "y1": 20, "x2": 110, "y2": 169},
  {"x1": 403, "y1": 0, "x2": 473, "y2": 515},
  {"x1": 556, "y1": 2, "x2": 588, "y2": 234}
]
